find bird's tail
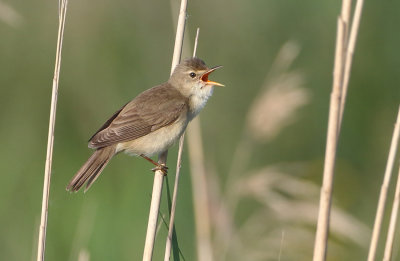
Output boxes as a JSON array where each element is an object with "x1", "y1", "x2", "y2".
[{"x1": 66, "y1": 145, "x2": 116, "y2": 192}]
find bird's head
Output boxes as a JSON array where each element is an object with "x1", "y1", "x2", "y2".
[{"x1": 169, "y1": 57, "x2": 223, "y2": 98}]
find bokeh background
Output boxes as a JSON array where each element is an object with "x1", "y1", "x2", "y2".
[{"x1": 1, "y1": 0, "x2": 400, "y2": 260}]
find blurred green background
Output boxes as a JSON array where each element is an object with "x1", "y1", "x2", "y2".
[{"x1": 1, "y1": 0, "x2": 400, "y2": 260}]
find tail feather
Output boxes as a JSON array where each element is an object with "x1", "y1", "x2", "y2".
[{"x1": 67, "y1": 146, "x2": 115, "y2": 192}]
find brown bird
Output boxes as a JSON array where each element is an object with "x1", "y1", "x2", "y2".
[{"x1": 66, "y1": 57, "x2": 223, "y2": 192}]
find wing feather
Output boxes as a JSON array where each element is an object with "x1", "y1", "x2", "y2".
[{"x1": 88, "y1": 84, "x2": 188, "y2": 149}]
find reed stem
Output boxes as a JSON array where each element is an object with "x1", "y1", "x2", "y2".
[
  {"x1": 313, "y1": 0, "x2": 365, "y2": 259},
  {"x1": 142, "y1": 0, "x2": 188, "y2": 260},
  {"x1": 164, "y1": 28, "x2": 201, "y2": 261},
  {"x1": 37, "y1": 1, "x2": 68, "y2": 260},
  {"x1": 368, "y1": 106, "x2": 400, "y2": 261}
]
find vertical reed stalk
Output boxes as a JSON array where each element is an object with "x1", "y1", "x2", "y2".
[
  {"x1": 142, "y1": 0, "x2": 188, "y2": 260},
  {"x1": 185, "y1": 28, "x2": 214, "y2": 261},
  {"x1": 383, "y1": 154, "x2": 400, "y2": 261},
  {"x1": 368, "y1": 107, "x2": 400, "y2": 261},
  {"x1": 36, "y1": 1, "x2": 68, "y2": 261},
  {"x1": 312, "y1": 5, "x2": 348, "y2": 261},
  {"x1": 163, "y1": 134, "x2": 185, "y2": 261},
  {"x1": 313, "y1": 0, "x2": 364, "y2": 260},
  {"x1": 187, "y1": 118, "x2": 214, "y2": 261},
  {"x1": 164, "y1": 28, "x2": 200, "y2": 261},
  {"x1": 338, "y1": 0, "x2": 365, "y2": 126}
]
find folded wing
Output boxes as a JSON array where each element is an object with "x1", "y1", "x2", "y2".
[{"x1": 88, "y1": 84, "x2": 188, "y2": 149}]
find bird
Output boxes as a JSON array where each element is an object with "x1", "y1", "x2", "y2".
[{"x1": 66, "y1": 57, "x2": 223, "y2": 192}]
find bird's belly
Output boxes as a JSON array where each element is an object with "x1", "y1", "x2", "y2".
[{"x1": 116, "y1": 119, "x2": 188, "y2": 157}]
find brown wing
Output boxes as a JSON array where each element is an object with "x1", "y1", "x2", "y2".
[{"x1": 88, "y1": 83, "x2": 188, "y2": 149}]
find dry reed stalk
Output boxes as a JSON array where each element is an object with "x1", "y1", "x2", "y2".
[
  {"x1": 383, "y1": 149, "x2": 400, "y2": 261},
  {"x1": 164, "y1": 28, "x2": 200, "y2": 261},
  {"x1": 169, "y1": 0, "x2": 188, "y2": 75},
  {"x1": 339, "y1": 0, "x2": 365, "y2": 127},
  {"x1": 313, "y1": 0, "x2": 365, "y2": 260},
  {"x1": 368, "y1": 107, "x2": 400, "y2": 261},
  {"x1": 142, "y1": 0, "x2": 188, "y2": 260},
  {"x1": 312, "y1": 12, "x2": 346, "y2": 261},
  {"x1": 36, "y1": 1, "x2": 68, "y2": 261},
  {"x1": 181, "y1": 29, "x2": 214, "y2": 261},
  {"x1": 187, "y1": 118, "x2": 214, "y2": 261},
  {"x1": 163, "y1": 134, "x2": 185, "y2": 261}
]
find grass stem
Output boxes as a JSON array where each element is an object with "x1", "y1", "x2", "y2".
[{"x1": 36, "y1": 1, "x2": 68, "y2": 261}]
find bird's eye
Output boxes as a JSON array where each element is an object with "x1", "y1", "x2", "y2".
[{"x1": 189, "y1": 72, "x2": 196, "y2": 78}]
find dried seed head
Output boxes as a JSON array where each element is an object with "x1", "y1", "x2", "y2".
[{"x1": 246, "y1": 72, "x2": 310, "y2": 142}]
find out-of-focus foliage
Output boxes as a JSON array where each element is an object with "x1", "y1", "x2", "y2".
[{"x1": 0, "y1": 0, "x2": 399, "y2": 260}]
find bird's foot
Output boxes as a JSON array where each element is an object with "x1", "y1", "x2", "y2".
[
  {"x1": 151, "y1": 164, "x2": 168, "y2": 175},
  {"x1": 140, "y1": 154, "x2": 168, "y2": 175}
]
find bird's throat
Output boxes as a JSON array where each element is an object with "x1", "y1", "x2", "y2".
[{"x1": 188, "y1": 86, "x2": 214, "y2": 120}]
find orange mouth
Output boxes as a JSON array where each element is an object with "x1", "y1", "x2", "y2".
[{"x1": 201, "y1": 65, "x2": 224, "y2": 87}]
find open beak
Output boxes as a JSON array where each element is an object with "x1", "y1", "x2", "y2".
[{"x1": 201, "y1": 65, "x2": 224, "y2": 87}]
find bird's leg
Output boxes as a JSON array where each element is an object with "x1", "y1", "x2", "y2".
[{"x1": 140, "y1": 154, "x2": 168, "y2": 175}]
